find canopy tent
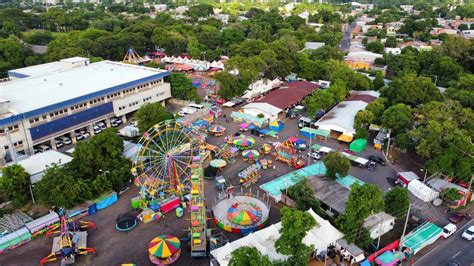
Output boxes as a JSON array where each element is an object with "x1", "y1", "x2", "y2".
[
  {"x1": 311, "y1": 144, "x2": 334, "y2": 154},
  {"x1": 210, "y1": 159, "x2": 227, "y2": 168},
  {"x1": 300, "y1": 127, "x2": 329, "y2": 140},
  {"x1": 210, "y1": 209, "x2": 343, "y2": 266},
  {"x1": 266, "y1": 131, "x2": 278, "y2": 138},
  {"x1": 375, "y1": 251, "x2": 405, "y2": 266},
  {"x1": 349, "y1": 139, "x2": 368, "y2": 153},
  {"x1": 208, "y1": 125, "x2": 226, "y2": 134},
  {"x1": 0, "y1": 227, "x2": 31, "y2": 251},
  {"x1": 407, "y1": 180, "x2": 439, "y2": 202},
  {"x1": 402, "y1": 222, "x2": 442, "y2": 255},
  {"x1": 193, "y1": 120, "x2": 209, "y2": 127},
  {"x1": 148, "y1": 235, "x2": 181, "y2": 259},
  {"x1": 242, "y1": 150, "x2": 260, "y2": 159},
  {"x1": 269, "y1": 120, "x2": 284, "y2": 132},
  {"x1": 231, "y1": 112, "x2": 267, "y2": 128},
  {"x1": 338, "y1": 134, "x2": 353, "y2": 143},
  {"x1": 25, "y1": 211, "x2": 59, "y2": 234}
]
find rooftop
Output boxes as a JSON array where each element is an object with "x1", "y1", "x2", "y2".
[
  {"x1": 241, "y1": 102, "x2": 282, "y2": 116},
  {"x1": 8, "y1": 57, "x2": 90, "y2": 78},
  {"x1": 306, "y1": 175, "x2": 349, "y2": 214},
  {"x1": 0, "y1": 60, "x2": 169, "y2": 119},
  {"x1": 254, "y1": 81, "x2": 318, "y2": 110},
  {"x1": 315, "y1": 100, "x2": 368, "y2": 134}
]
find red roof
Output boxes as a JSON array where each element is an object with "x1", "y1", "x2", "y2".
[{"x1": 254, "y1": 81, "x2": 319, "y2": 110}]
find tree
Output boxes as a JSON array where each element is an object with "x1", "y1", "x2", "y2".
[
  {"x1": 366, "y1": 41, "x2": 384, "y2": 54},
  {"x1": 384, "y1": 187, "x2": 410, "y2": 219},
  {"x1": 441, "y1": 188, "x2": 463, "y2": 205},
  {"x1": 221, "y1": 28, "x2": 245, "y2": 48},
  {"x1": 365, "y1": 98, "x2": 386, "y2": 123},
  {"x1": 34, "y1": 165, "x2": 91, "y2": 208},
  {"x1": 215, "y1": 71, "x2": 248, "y2": 100},
  {"x1": 385, "y1": 36, "x2": 397, "y2": 48},
  {"x1": 381, "y1": 104, "x2": 413, "y2": 135},
  {"x1": 372, "y1": 72, "x2": 385, "y2": 90},
  {"x1": 276, "y1": 207, "x2": 316, "y2": 265},
  {"x1": 229, "y1": 247, "x2": 272, "y2": 266},
  {"x1": 381, "y1": 73, "x2": 442, "y2": 107},
  {"x1": 287, "y1": 180, "x2": 321, "y2": 212},
  {"x1": 0, "y1": 164, "x2": 30, "y2": 207},
  {"x1": 151, "y1": 29, "x2": 187, "y2": 56},
  {"x1": 323, "y1": 152, "x2": 351, "y2": 180},
  {"x1": 184, "y1": 4, "x2": 213, "y2": 18},
  {"x1": 439, "y1": 36, "x2": 473, "y2": 69},
  {"x1": 135, "y1": 102, "x2": 174, "y2": 134},
  {"x1": 0, "y1": 37, "x2": 31, "y2": 78},
  {"x1": 303, "y1": 90, "x2": 335, "y2": 117},
  {"x1": 168, "y1": 73, "x2": 200, "y2": 102},
  {"x1": 22, "y1": 30, "x2": 54, "y2": 45},
  {"x1": 336, "y1": 184, "x2": 384, "y2": 245},
  {"x1": 354, "y1": 110, "x2": 375, "y2": 131},
  {"x1": 327, "y1": 80, "x2": 347, "y2": 103}
]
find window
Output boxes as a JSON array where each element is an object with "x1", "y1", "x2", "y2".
[{"x1": 42, "y1": 115, "x2": 47, "y2": 120}]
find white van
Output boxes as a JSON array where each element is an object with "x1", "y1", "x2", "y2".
[
  {"x1": 188, "y1": 103, "x2": 204, "y2": 110},
  {"x1": 178, "y1": 107, "x2": 197, "y2": 117},
  {"x1": 37, "y1": 144, "x2": 50, "y2": 152},
  {"x1": 442, "y1": 223, "x2": 457, "y2": 238}
]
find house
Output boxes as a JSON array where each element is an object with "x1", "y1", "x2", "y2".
[
  {"x1": 427, "y1": 178, "x2": 472, "y2": 207},
  {"x1": 210, "y1": 209, "x2": 344, "y2": 266},
  {"x1": 302, "y1": 42, "x2": 326, "y2": 51},
  {"x1": 461, "y1": 30, "x2": 474, "y2": 39},
  {"x1": 400, "y1": 5, "x2": 414, "y2": 13},
  {"x1": 344, "y1": 51, "x2": 383, "y2": 70},
  {"x1": 11, "y1": 150, "x2": 72, "y2": 184},
  {"x1": 314, "y1": 91, "x2": 380, "y2": 139},
  {"x1": 241, "y1": 103, "x2": 282, "y2": 122},
  {"x1": 385, "y1": 47, "x2": 401, "y2": 55},
  {"x1": 363, "y1": 212, "x2": 396, "y2": 239}
]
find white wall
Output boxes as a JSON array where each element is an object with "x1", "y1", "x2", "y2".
[{"x1": 112, "y1": 83, "x2": 171, "y2": 117}]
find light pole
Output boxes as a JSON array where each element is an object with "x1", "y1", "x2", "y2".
[
  {"x1": 99, "y1": 169, "x2": 110, "y2": 177},
  {"x1": 421, "y1": 168, "x2": 428, "y2": 183},
  {"x1": 29, "y1": 183, "x2": 35, "y2": 204}
]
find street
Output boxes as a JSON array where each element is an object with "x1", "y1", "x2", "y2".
[
  {"x1": 412, "y1": 219, "x2": 474, "y2": 266},
  {"x1": 339, "y1": 21, "x2": 357, "y2": 51}
]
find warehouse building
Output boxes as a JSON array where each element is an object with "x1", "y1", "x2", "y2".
[{"x1": 0, "y1": 57, "x2": 171, "y2": 165}]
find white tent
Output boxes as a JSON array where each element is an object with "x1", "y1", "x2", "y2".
[
  {"x1": 210, "y1": 209, "x2": 344, "y2": 265},
  {"x1": 408, "y1": 179, "x2": 439, "y2": 202}
]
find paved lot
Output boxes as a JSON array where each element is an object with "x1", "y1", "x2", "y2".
[
  {"x1": 0, "y1": 106, "x2": 422, "y2": 266},
  {"x1": 412, "y1": 219, "x2": 474, "y2": 266}
]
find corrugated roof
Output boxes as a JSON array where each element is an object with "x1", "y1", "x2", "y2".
[{"x1": 254, "y1": 81, "x2": 318, "y2": 110}]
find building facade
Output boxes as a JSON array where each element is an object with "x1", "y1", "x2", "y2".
[{"x1": 0, "y1": 57, "x2": 171, "y2": 165}]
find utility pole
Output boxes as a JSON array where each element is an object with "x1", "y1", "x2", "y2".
[
  {"x1": 398, "y1": 203, "x2": 411, "y2": 252},
  {"x1": 29, "y1": 183, "x2": 35, "y2": 204},
  {"x1": 465, "y1": 175, "x2": 473, "y2": 208},
  {"x1": 385, "y1": 129, "x2": 391, "y2": 158}
]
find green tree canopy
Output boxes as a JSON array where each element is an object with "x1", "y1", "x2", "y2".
[
  {"x1": 381, "y1": 103, "x2": 413, "y2": 135},
  {"x1": 441, "y1": 188, "x2": 463, "y2": 205},
  {"x1": 323, "y1": 151, "x2": 351, "y2": 180},
  {"x1": 135, "y1": 102, "x2": 174, "y2": 134},
  {"x1": 287, "y1": 180, "x2": 321, "y2": 212},
  {"x1": 276, "y1": 207, "x2": 316, "y2": 265},
  {"x1": 168, "y1": 73, "x2": 200, "y2": 102},
  {"x1": 384, "y1": 187, "x2": 410, "y2": 219},
  {"x1": 0, "y1": 164, "x2": 30, "y2": 207},
  {"x1": 303, "y1": 90, "x2": 335, "y2": 117},
  {"x1": 229, "y1": 246, "x2": 272, "y2": 266}
]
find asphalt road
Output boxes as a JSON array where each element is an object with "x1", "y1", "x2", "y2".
[
  {"x1": 412, "y1": 219, "x2": 474, "y2": 266},
  {"x1": 339, "y1": 21, "x2": 357, "y2": 52}
]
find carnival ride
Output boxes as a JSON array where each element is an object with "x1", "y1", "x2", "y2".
[
  {"x1": 132, "y1": 120, "x2": 199, "y2": 210},
  {"x1": 238, "y1": 164, "x2": 262, "y2": 188},
  {"x1": 40, "y1": 210, "x2": 96, "y2": 266},
  {"x1": 122, "y1": 48, "x2": 151, "y2": 65},
  {"x1": 189, "y1": 156, "x2": 207, "y2": 257},
  {"x1": 273, "y1": 140, "x2": 305, "y2": 169},
  {"x1": 148, "y1": 235, "x2": 182, "y2": 265},
  {"x1": 115, "y1": 213, "x2": 138, "y2": 232},
  {"x1": 212, "y1": 190, "x2": 270, "y2": 234}
]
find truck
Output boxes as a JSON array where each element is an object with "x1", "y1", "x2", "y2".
[{"x1": 298, "y1": 117, "x2": 313, "y2": 129}]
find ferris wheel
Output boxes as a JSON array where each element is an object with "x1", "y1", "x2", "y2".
[{"x1": 131, "y1": 120, "x2": 197, "y2": 199}]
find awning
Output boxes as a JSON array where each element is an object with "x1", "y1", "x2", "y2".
[
  {"x1": 338, "y1": 134, "x2": 353, "y2": 143},
  {"x1": 266, "y1": 131, "x2": 278, "y2": 137}
]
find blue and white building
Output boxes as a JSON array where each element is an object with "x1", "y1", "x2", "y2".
[{"x1": 0, "y1": 57, "x2": 171, "y2": 165}]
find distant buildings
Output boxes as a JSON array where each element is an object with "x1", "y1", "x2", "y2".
[{"x1": 344, "y1": 51, "x2": 383, "y2": 70}]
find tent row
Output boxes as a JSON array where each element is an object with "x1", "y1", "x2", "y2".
[{"x1": 160, "y1": 56, "x2": 225, "y2": 70}]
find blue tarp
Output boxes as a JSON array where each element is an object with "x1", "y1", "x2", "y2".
[
  {"x1": 95, "y1": 192, "x2": 118, "y2": 210},
  {"x1": 193, "y1": 120, "x2": 209, "y2": 127},
  {"x1": 269, "y1": 121, "x2": 284, "y2": 132},
  {"x1": 259, "y1": 129, "x2": 270, "y2": 134}
]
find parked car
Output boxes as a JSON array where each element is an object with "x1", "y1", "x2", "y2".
[
  {"x1": 93, "y1": 125, "x2": 102, "y2": 134},
  {"x1": 54, "y1": 139, "x2": 63, "y2": 149},
  {"x1": 461, "y1": 225, "x2": 474, "y2": 241},
  {"x1": 37, "y1": 144, "x2": 50, "y2": 152},
  {"x1": 442, "y1": 223, "x2": 457, "y2": 238},
  {"x1": 97, "y1": 122, "x2": 106, "y2": 130},
  {"x1": 307, "y1": 152, "x2": 321, "y2": 160},
  {"x1": 80, "y1": 131, "x2": 91, "y2": 139},
  {"x1": 367, "y1": 161, "x2": 377, "y2": 171},
  {"x1": 369, "y1": 155, "x2": 386, "y2": 166},
  {"x1": 59, "y1": 136, "x2": 72, "y2": 145},
  {"x1": 342, "y1": 149, "x2": 355, "y2": 155},
  {"x1": 75, "y1": 132, "x2": 84, "y2": 141},
  {"x1": 449, "y1": 213, "x2": 466, "y2": 223}
]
